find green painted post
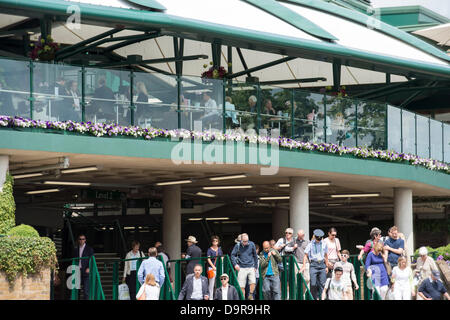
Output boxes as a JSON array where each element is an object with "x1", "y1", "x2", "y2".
[
  {"x1": 400, "y1": 107, "x2": 403, "y2": 153},
  {"x1": 323, "y1": 93, "x2": 327, "y2": 143},
  {"x1": 222, "y1": 79, "x2": 226, "y2": 133},
  {"x1": 81, "y1": 66, "x2": 86, "y2": 122},
  {"x1": 29, "y1": 61, "x2": 34, "y2": 119},
  {"x1": 415, "y1": 113, "x2": 418, "y2": 156},
  {"x1": 385, "y1": 103, "x2": 388, "y2": 150},
  {"x1": 256, "y1": 84, "x2": 261, "y2": 134},
  {"x1": 442, "y1": 122, "x2": 445, "y2": 162},
  {"x1": 89, "y1": 257, "x2": 94, "y2": 300},
  {"x1": 355, "y1": 101, "x2": 359, "y2": 147},
  {"x1": 290, "y1": 89, "x2": 295, "y2": 138},
  {"x1": 177, "y1": 75, "x2": 181, "y2": 129},
  {"x1": 428, "y1": 116, "x2": 431, "y2": 158},
  {"x1": 112, "y1": 261, "x2": 118, "y2": 300},
  {"x1": 175, "y1": 261, "x2": 181, "y2": 298},
  {"x1": 71, "y1": 258, "x2": 78, "y2": 300},
  {"x1": 136, "y1": 258, "x2": 143, "y2": 292},
  {"x1": 258, "y1": 263, "x2": 263, "y2": 300},
  {"x1": 130, "y1": 70, "x2": 135, "y2": 126}
]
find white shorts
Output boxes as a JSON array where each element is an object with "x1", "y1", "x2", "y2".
[{"x1": 238, "y1": 267, "x2": 256, "y2": 287}]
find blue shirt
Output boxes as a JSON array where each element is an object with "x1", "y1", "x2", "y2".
[
  {"x1": 206, "y1": 247, "x2": 223, "y2": 265},
  {"x1": 384, "y1": 237, "x2": 404, "y2": 266},
  {"x1": 419, "y1": 278, "x2": 447, "y2": 300},
  {"x1": 263, "y1": 251, "x2": 274, "y2": 276},
  {"x1": 137, "y1": 257, "x2": 165, "y2": 285},
  {"x1": 231, "y1": 241, "x2": 258, "y2": 269},
  {"x1": 305, "y1": 240, "x2": 328, "y2": 262}
]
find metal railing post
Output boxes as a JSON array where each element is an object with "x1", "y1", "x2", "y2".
[
  {"x1": 71, "y1": 258, "x2": 78, "y2": 300},
  {"x1": 177, "y1": 75, "x2": 181, "y2": 129},
  {"x1": 323, "y1": 93, "x2": 327, "y2": 143},
  {"x1": 112, "y1": 261, "x2": 118, "y2": 300},
  {"x1": 355, "y1": 101, "x2": 359, "y2": 147},
  {"x1": 130, "y1": 70, "x2": 135, "y2": 126},
  {"x1": 29, "y1": 60, "x2": 34, "y2": 119},
  {"x1": 81, "y1": 66, "x2": 86, "y2": 122},
  {"x1": 223, "y1": 79, "x2": 226, "y2": 133}
]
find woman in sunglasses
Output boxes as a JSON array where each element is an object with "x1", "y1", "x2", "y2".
[
  {"x1": 214, "y1": 273, "x2": 239, "y2": 300},
  {"x1": 333, "y1": 249, "x2": 359, "y2": 300}
]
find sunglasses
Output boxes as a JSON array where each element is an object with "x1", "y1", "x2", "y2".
[
  {"x1": 330, "y1": 234, "x2": 337, "y2": 237},
  {"x1": 342, "y1": 254, "x2": 349, "y2": 258},
  {"x1": 285, "y1": 232, "x2": 292, "y2": 234},
  {"x1": 220, "y1": 277, "x2": 228, "y2": 280},
  {"x1": 316, "y1": 237, "x2": 323, "y2": 240},
  {"x1": 79, "y1": 238, "x2": 86, "y2": 240}
]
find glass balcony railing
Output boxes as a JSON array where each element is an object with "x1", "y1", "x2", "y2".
[{"x1": 0, "y1": 56, "x2": 448, "y2": 162}]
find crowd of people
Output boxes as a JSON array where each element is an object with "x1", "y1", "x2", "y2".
[{"x1": 72, "y1": 225, "x2": 448, "y2": 301}]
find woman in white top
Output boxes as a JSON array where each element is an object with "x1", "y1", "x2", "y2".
[
  {"x1": 136, "y1": 273, "x2": 160, "y2": 300},
  {"x1": 391, "y1": 256, "x2": 414, "y2": 300},
  {"x1": 324, "y1": 227, "x2": 342, "y2": 278},
  {"x1": 123, "y1": 241, "x2": 145, "y2": 300}
]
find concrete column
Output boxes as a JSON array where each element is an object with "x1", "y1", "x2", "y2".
[
  {"x1": 394, "y1": 188, "x2": 414, "y2": 263},
  {"x1": 0, "y1": 155, "x2": 9, "y2": 191},
  {"x1": 290, "y1": 177, "x2": 309, "y2": 240},
  {"x1": 272, "y1": 207, "x2": 288, "y2": 240},
  {"x1": 162, "y1": 185, "x2": 181, "y2": 279}
]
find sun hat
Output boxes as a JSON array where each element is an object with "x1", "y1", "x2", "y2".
[
  {"x1": 220, "y1": 273, "x2": 229, "y2": 279},
  {"x1": 313, "y1": 229, "x2": 325, "y2": 238},
  {"x1": 432, "y1": 270, "x2": 440, "y2": 278},
  {"x1": 185, "y1": 236, "x2": 198, "y2": 243},
  {"x1": 418, "y1": 247, "x2": 428, "y2": 256}
]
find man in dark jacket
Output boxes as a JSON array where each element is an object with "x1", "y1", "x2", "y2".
[
  {"x1": 259, "y1": 241, "x2": 282, "y2": 300},
  {"x1": 92, "y1": 77, "x2": 115, "y2": 120},
  {"x1": 72, "y1": 234, "x2": 94, "y2": 300},
  {"x1": 214, "y1": 273, "x2": 240, "y2": 300},
  {"x1": 183, "y1": 236, "x2": 202, "y2": 275},
  {"x1": 178, "y1": 264, "x2": 209, "y2": 300},
  {"x1": 230, "y1": 233, "x2": 258, "y2": 300}
]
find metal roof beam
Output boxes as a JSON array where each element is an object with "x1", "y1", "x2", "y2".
[
  {"x1": 228, "y1": 56, "x2": 296, "y2": 79},
  {"x1": 235, "y1": 47, "x2": 251, "y2": 78},
  {"x1": 102, "y1": 32, "x2": 160, "y2": 53},
  {"x1": 259, "y1": 77, "x2": 327, "y2": 85},
  {"x1": 94, "y1": 54, "x2": 208, "y2": 68}
]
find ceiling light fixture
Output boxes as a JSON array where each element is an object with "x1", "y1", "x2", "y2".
[
  {"x1": 278, "y1": 182, "x2": 331, "y2": 187},
  {"x1": 26, "y1": 188, "x2": 60, "y2": 195},
  {"x1": 209, "y1": 174, "x2": 247, "y2": 181},
  {"x1": 331, "y1": 193, "x2": 380, "y2": 198},
  {"x1": 61, "y1": 166, "x2": 99, "y2": 174},
  {"x1": 188, "y1": 218, "x2": 203, "y2": 221},
  {"x1": 196, "y1": 192, "x2": 216, "y2": 198},
  {"x1": 205, "y1": 217, "x2": 230, "y2": 221},
  {"x1": 12, "y1": 172, "x2": 44, "y2": 179},
  {"x1": 44, "y1": 181, "x2": 91, "y2": 186},
  {"x1": 156, "y1": 180, "x2": 192, "y2": 186},
  {"x1": 259, "y1": 196, "x2": 290, "y2": 200},
  {"x1": 203, "y1": 185, "x2": 252, "y2": 190}
]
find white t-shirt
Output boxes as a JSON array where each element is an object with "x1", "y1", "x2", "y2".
[
  {"x1": 136, "y1": 283, "x2": 160, "y2": 300},
  {"x1": 191, "y1": 277, "x2": 203, "y2": 300},
  {"x1": 325, "y1": 278, "x2": 345, "y2": 300},
  {"x1": 392, "y1": 266, "x2": 412, "y2": 289},
  {"x1": 221, "y1": 286, "x2": 228, "y2": 300},
  {"x1": 323, "y1": 237, "x2": 341, "y2": 261}
]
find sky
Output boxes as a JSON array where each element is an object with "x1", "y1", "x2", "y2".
[{"x1": 370, "y1": 0, "x2": 450, "y2": 19}]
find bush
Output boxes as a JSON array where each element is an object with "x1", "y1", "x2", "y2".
[
  {"x1": 6, "y1": 224, "x2": 39, "y2": 238},
  {"x1": 0, "y1": 236, "x2": 57, "y2": 283},
  {"x1": 0, "y1": 175, "x2": 15, "y2": 234}
]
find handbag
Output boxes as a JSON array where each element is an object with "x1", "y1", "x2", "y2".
[
  {"x1": 118, "y1": 283, "x2": 131, "y2": 300},
  {"x1": 207, "y1": 253, "x2": 217, "y2": 279}
]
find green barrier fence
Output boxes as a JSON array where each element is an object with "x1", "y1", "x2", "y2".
[{"x1": 59, "y1": 256, "x2": 105, "y2": 300}]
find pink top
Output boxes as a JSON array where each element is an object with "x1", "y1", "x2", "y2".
[{"x1": 324, "y1": 237, "x2": 341, "y2": 260}]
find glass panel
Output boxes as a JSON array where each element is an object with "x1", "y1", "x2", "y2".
[
  {"x1": 357, "y1": 101, "x2": 386, "y2": 149},
  {"x1": 402, "y1": 110, "x2": 416, "y2": 155},
  {"x1": 0, "y1": 58, "x2": 30, "y2": 118},
  {"x1": 326, "y1": 95, "x2": 356, "y2": 147},
  {"x1": 224, "y1": 80, "x2": 258, "y2": 135},
  {"x1": 416, "y1": 115, "x2": 430, "y2": 159},
  {"x1": 430, "y1": 119, "x2": 443, "y2": 161},
  {"x1": 179, "y1": 76, "x2": 223, "y2": 132},
  {"x1": 387, "y1": 105, "x2": 401, "y2": 152},
  {"x1": 134, "y1": 72, "x2": 178, "y2": 130},
  {"x1": 259, "y1": 86, "x2": 292, "y2": 138},
  {"x1": 292, "y1": 90, "x2": 324, "y2": 143},
  {"x1": 444, "y1": 124, "x2": 450, "y2": 163},
  {"x1": 33, "y1": 62, "x2": 81, "y2": 122},
  {"x1": 84, "y1": 68, "x2": 131, "y2": 126}
]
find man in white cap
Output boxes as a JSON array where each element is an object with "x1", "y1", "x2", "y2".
[
  {"x1": 182, "y1": 236, "x2": 202, "y2": 275},
  {"x1": 214, "y1": 273, "x2": 240, "y2": 300}
]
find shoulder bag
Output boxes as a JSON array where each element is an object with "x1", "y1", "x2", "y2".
[{"x1": 207, "y1": 250, "x2": 217, "y2": 279}]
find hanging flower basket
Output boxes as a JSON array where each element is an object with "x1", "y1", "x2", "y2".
[
  {"x1": 201, "y1": 63, "x2": 228, "y2": 83},
  {"x1": 30, "y1": 35, "x2": 59, "y2": 62}
]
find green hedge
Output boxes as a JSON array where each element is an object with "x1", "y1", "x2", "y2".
[
  {"x1": 0, "y1": 236, "x2": 57, "y2": 283},
  {"x1": 6, "y1": 224, "x2": 39, "y2": 238},
  {"x1": 0, "y1": 175, "x2": 15, "y2": 234}
]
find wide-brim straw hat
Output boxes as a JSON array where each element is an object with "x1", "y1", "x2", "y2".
[{"x1": 185, "y1": 236, "x2": 198, "y2": 243}]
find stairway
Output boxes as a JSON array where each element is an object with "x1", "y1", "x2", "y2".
[
  {"x1": 95, "y1": 252, "x2": 122, "y2": 300},
  {"x1": 53, "y1": 235, "x2": 63, "y2": 261}
]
